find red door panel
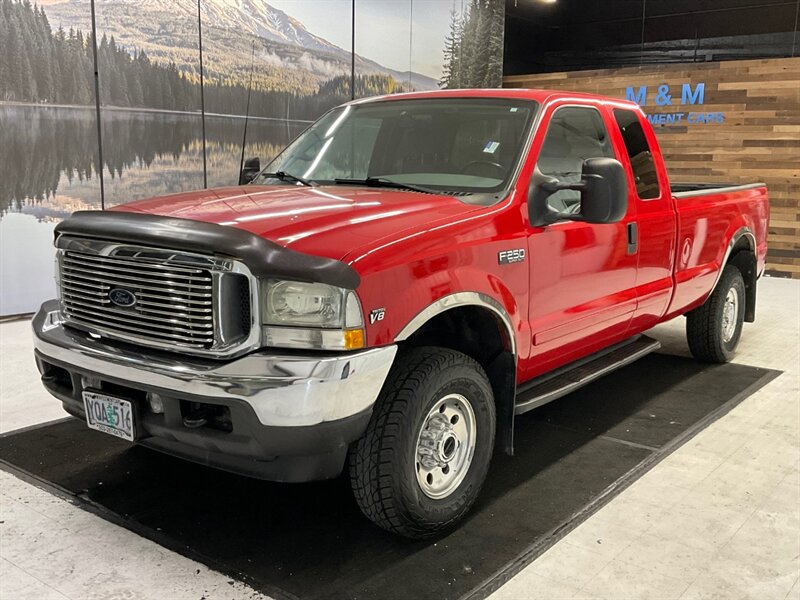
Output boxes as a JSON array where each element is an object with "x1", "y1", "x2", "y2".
[
  {"x1": 608, "y1": 107, "x2": 677, "y2": 333},
  {"x1": 520, "y1": 101, "x2": 638, "y2": 382}
]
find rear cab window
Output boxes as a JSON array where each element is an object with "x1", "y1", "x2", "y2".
[{"x1": 613, "y1": 109, "x2": 661, "y2": 200}]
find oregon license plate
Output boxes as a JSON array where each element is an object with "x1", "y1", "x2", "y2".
[{"x1": 82, "y1": 391, "x2": 135, "y2": 442}]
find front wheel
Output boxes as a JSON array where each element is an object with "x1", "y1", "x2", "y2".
[
  {"x1": 686, "y1": 264, "x2": 746, "y2": 363},
  {"x1": 349, "y1": 347, "x2": 495, "y2": 538}
]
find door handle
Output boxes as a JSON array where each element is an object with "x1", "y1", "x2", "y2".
[{"x1": 627, "y1": 222, "x2": 638, "y2": 255}]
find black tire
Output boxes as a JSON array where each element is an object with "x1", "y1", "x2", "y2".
[
  {"x1": 349, "y1": 346, "x2": 495, "y2": 538},
  {"x1": 686, "y1": 264, "x2": 746, "y2": 363}
]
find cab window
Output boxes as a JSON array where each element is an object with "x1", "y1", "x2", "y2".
[
  {"x1": 613, "y1": 109, "x2": 661, "y2": 200},
  {"x1": 536, "y1": 106, "x2": 614, "y2": 214}
]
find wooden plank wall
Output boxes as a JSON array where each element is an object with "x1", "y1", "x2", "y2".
[{"x1": 504, "y1": 58, "x2": 800, "y2": 278}]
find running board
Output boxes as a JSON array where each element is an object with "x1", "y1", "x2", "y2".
[{"x1": 514, "y1": 335, "x2": 661, "y2": 415}]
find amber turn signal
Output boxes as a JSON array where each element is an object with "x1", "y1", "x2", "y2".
[{"x1": 343, "y1": 328, "x2": 365, "y2": 350}]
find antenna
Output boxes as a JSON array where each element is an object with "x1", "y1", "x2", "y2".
[
  {"x1": 198, "y1": 0, "x2": 208, "y2": 188},
  {"x1": 238, "y1": 40, "x2": 257, "y2": 184},
  {"x1": 89, "y1": 0, "x2": 105, "y2": 209},
  {"x1": 351, "y1": 0, "x2": 355, "y2": 100}
]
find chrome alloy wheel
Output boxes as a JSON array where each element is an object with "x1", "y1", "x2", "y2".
[
  {"x1": 721, "y1": 287, "x2": 739, "y2": 343},
  {"x1": 415, "y1": 393, "x2": 477, "y2": 499}
]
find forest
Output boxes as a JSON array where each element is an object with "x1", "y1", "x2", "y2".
[
  {"x1": 440, "y1": 0, "x2": 505, "y2": 89},
  {"x1": 0, "y1": 0, "x2": 403, "y2": 120}
]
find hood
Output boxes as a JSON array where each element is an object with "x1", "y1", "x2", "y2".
[{"x1": 114, "y1": 185, "x2": 481, "y2": 261}]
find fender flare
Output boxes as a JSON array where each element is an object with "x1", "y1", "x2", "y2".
[
  {"x1": 711, "y1": 226, "x2": 755, "y2": 292},
  {"x1": 721, "y1": 227, "x2": 758, "y2": 323},
  {"x1": 394, "y1": 291, "x2": 518, "y2": 456},
  {"x1": 394, "y1": 291, "x2": 517, "y2": 359}
]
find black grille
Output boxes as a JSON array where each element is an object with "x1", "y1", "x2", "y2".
[{"x1": 236, "y1": 275, "x2": 252, "y2": 334}]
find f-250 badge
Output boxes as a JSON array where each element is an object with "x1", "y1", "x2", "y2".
[
  {"x1": 498, "y1": 249, "x2": 526, "y2": 264},
  {"x1": 369, "y1": 308, "x2": 386, "y2": 324}
]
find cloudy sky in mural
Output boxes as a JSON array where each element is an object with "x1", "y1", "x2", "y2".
[{"x1": 269, "y1": 0, "x2": 456, "y2": 79}]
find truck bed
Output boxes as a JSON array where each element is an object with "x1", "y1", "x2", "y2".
[{"x1": 666, "y1": 181, "x2": 769, "y2": 320}]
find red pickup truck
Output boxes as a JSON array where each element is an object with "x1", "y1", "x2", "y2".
[{"x1": 33, "y1": 89, "x2": 768, "y2": 538}]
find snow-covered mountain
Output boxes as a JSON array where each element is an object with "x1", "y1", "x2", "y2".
[
  {"x1": 192, "y1": 0, "x2": 343, "y2": 54},
  {"x1": 40, "y1": 0, "x2": 438, "y2": 91},
  {"x1": 42, "y1": 0, "x2": 339, "y2": 52}
]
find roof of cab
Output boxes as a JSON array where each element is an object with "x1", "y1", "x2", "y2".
[{"x1": 350, "y1": 88, "x2": 641, "y2": 111}]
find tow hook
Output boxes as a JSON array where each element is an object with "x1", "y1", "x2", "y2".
[{"x1": 183, "y1": 405, "x2": 216, "y2": 428}]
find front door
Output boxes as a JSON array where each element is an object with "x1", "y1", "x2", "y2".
[{"x1": 523, "y1": 103, "x2": 639, "y2": 380}]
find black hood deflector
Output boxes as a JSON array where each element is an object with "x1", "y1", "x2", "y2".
[{"x1": 54, "y1": 210, "x2": 361, "y2": 289}]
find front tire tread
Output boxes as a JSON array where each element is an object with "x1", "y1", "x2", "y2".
[{"x1": 349, "y1": 347, "x2": 493, "y2": 538}]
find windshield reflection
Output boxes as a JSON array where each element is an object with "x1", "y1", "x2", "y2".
[{"x1": 259, "y1": 98, "x2": 538, "y2": 199}]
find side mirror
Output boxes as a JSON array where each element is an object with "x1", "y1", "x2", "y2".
[
  {"x1": 528, "y1": 157, "x2": 628, "y2": 227},
  {"x1": 239, "y1": 157, "x2": 261, "y2": 185}
]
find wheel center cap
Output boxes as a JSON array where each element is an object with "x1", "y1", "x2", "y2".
[
  {"x1": 414, "y1": 393, "x2": 477, "y2": 500},
  {"x1": 418, "y1": 415, "x2": 459, "y2": 468},
  {"x1": 438, "y1": 432, "x2": 458, "y2": 463}
]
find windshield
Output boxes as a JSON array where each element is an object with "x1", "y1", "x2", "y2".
[{"x1": 257, "y1": 98, "x2": 538, "y2": 199}]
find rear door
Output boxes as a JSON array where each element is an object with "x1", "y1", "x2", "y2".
[
  {"x1": 611, "y1": 108, "x2": 676, "y2": 332},
  {"x1": 524, "y1": 102, "x2": 639, "y2": 379}
]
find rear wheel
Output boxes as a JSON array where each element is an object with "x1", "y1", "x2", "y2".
[
  {"x1": 686, "y1": 264, "x2": 746, "y2": 363},
  {"x1": 349, "y1": 347, "x2": 495, "y2": 538}
]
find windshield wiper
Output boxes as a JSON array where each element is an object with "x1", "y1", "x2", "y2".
[
  {"x1": 333, "y1": 176, "x2": 442, "y2": 195},
  {"x1": 260, "y1": 171, "x2": 317, "y2": 187}
]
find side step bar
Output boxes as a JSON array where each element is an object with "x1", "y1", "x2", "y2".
[{"x1": 514, "y1": 335, "x2": 661, "y2": 415}]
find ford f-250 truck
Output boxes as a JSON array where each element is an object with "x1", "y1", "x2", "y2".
[{"x1": 33, "y1": 89, "x2": 769, "y2": 538}]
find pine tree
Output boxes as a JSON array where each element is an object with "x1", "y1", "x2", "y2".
[
  {"x1": 31, "y1": 5, "x2": 55, "y2": 101},
  {"x1": 460, "y1": 0, "x2": 482, "y2": 87},
  {"x1": 0, "y1": 3, "x2": 9, "y2": 99},
  {"x1": 34, "y1": 48, "x2": 54, "y2": 101},
  {"x1": 485, "y1": 0, "x2": 505, "y2": 87},
  {"x1": 438, "y1": 0, "x2": 503, "y2": 89},
  {"x1": 19, "y1": 49, "x2": 36, "y2": 100},
  {"x1": 473, "y1": 0, "x2": 495, "y2": 86},
  {"x1": 128, "y1": 63, "x2": 144, "y2": 106},
  {"x1": 440, "y1": 7, "x2": 463, "y2": 89},
  {"x1": 6, "y1": 26, "x2": 24, "y2": 100}
]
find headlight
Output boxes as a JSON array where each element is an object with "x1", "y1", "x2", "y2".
[
  {"x1": 264, "y1": 281, "x2": 346, "y2": 327},
  {"x1": 261, "y1": 280, "x2": 365, "y2": 350}
]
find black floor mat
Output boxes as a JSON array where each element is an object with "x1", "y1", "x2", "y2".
[{"x1": 0, "y1": 354, "x2": 779, "y2": 600}]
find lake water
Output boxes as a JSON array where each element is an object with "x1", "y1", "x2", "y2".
[{"x1": 0, "y1": 105, "x2": 307, "y2": 316}]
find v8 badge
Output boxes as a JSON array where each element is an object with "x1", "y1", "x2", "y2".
[{"x1": 369, "y1": 308, "x2": 386, "y2": 324}]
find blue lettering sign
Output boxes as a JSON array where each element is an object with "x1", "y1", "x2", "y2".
[
  {"x1": 627, "y1": 82, "x2": 719, "y2": 125},
  {"x1": 681, "y1": 83, "x2": 705, "y2": 105},
  {"x1": 688, "y1": 112, "x2": 724, "y2": 124},
  {"x1": 664, "y1": 113, "x2": 685, "y2": 124},
  {"x1": 626, "y1": 86, "x2": 647, "y2": 106},
  {"x1": 655, "y1": 85, "x2": 672, "y2": 106}
]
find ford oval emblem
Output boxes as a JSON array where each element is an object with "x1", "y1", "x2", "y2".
[{"x1": 109, "y1": 288, "x2": 136, "y2": 308}]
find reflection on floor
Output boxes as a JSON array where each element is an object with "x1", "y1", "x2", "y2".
[
  {"x1": 1, "y1": 276, "x2": 798, "y2": 600},
  {"x1": 0, "y1": 355, "x2": 774, "y2": 600}
]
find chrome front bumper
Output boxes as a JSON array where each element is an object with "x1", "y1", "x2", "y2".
[{"x1": 33, "y1": 300, "x2": 397, "y2": 428}]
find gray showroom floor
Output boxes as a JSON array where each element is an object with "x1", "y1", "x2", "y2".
[{"x1": 1, "y1": 276, "x2": 798, "y2": 600}]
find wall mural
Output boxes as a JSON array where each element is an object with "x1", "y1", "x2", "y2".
[{"x1": 0, "y1": 0, "x2": 506, "y2": 315}]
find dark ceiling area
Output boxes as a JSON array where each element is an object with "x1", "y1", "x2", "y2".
[{"x1": 503, "y1": 0, "x2": 800, "y2": 75}]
